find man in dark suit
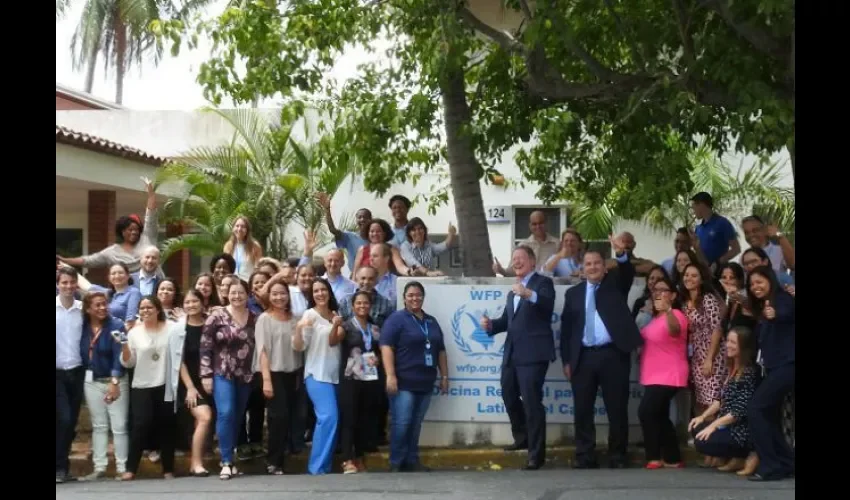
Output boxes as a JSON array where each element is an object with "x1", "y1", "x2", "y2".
[
  {"x1": 482, "y1": 246, "x2": 556, "y2": 470},
  {"x1": 560, "y1": 235, "x2": 642, "y2": 469}
]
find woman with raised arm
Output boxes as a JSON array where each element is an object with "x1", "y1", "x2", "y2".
[
  {"x1": 58, "y1": 178, "x2": 160, "y2": 274},
  {"x1": 638, "y1": 275, "x2": 689, "y2": 470}
]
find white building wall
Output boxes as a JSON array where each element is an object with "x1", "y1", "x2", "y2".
[{"x1": 56, "y1": 110, "x2": 793, "y2": 268}]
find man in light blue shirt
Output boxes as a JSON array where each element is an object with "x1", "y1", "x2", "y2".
[
  {"x1": 321, "y1": 249, "x2": 358, "y2": 303},
  {"x1": 370, "y1": 243, "x2": 398, "y2": 304},
  {"x1": 316, "y1": 192, "x2": 372, "y2": 271},
  {"x1": 131, "y1": 246, "x2": 162, "y2": 296},
  {"x1": 388, "y1": 194, "x2": 411, "y2": 247}
]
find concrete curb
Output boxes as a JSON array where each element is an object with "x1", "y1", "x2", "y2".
[{"x1": 69, "y1": 445, "x2": 703, "y2": 478}]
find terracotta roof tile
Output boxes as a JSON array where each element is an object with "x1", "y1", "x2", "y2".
[{"x1": 56, "y1": 125, "x2": 169, "y2": 166}]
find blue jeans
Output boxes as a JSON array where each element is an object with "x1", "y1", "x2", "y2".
[
  {"x1": 389, "y1": 390, "x2": 432, "y2": 468},
  {"x1": 304, "y1": 376, "x2": 339, "y2": 475},
  {"x1": 213, "y1": 374, "x2": 253, "y2": 464}
]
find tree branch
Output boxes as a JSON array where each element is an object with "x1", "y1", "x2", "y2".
[
  {"x1": 517, "y1": 0, "x2": 534, "y2": 20},
  {"x1": 707, "y1": 0, "x2": 787, "y2": 59}
]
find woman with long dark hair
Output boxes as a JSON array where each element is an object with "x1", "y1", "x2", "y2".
[
  {"x1": 119, "y1": 296, "x2": 179, "y2": 481},
  {"x1": 156, "y1": 278, "x2": 184, "y2": 321},
  {"x1": 256, "y1": 281, "x2": 302, "y2": 474},
  {"x1": 338, "y1": 290, "x2": 384, "y2": 474},
  {"x1": 193, "y1": 273, "x2": 221, "y2": 312},
  {"x1": 80, "y1": 291, "x2": 129, "y2": 480},
  {"x1": 689, "y1": 326, "x2": 759, "y2": 473},
  {"x1": 638, "y1": 275, "x2": 689, "y2": 469},
  {"x1": 200, "y1": 277, "x2": 257, "y2": 480},
  {"x1": 746, "y1": 266, "x2": 795, "y2": 481},
  {"x1": 172, "y1": 289, "x2": 213, "y2": 477},
  {"x1": 293, "y1": 277, "x2": 344, "y2": 475},
  {"x1": 224, "y1": 216, "x2": 264, "y2": 281}
]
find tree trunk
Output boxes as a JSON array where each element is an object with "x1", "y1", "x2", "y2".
[
  {"x1": 441, "y1": 57, "x2": 494, "y2": 277},
  {"x1": 114, "y1": 18, "x2": 127, "y2": 104},
  {"x1": 84, "y1": 43, "x2": 99, "y2": 93}
]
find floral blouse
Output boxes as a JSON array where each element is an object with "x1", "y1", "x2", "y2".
[
  {"x1": 718, "y1": 365, "x2": 758, "y2": 447},
  {"x1": 200, "y1": 307, "x2": 257, "y2": 384}
]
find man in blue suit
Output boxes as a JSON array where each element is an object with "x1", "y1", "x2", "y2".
[
  {"x1": 560, "y1": 235, "x2": 642, "y2": 469},
  {"x1": 482, "y1": 245, "x2": 556, "y2": 470}
]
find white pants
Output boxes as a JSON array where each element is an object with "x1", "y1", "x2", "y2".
[{"x1": 84, "y1": 376, "x2": 130, "y2": 472}]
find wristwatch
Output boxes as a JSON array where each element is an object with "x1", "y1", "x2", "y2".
[{"x1": 110, "y1": 377, "x2": 119, "y2": 385}]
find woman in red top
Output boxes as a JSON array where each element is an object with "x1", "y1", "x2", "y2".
[
  {"x1": 638, "y1": 274, "x2": 690, "y2": 469},
  {"x1": 352, "y1": 218, "x2": 411, "y2": 278}
]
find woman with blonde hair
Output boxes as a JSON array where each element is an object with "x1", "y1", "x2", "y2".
[{"x1": 224, "y1": 216, "x2": 264, "y2": 282}]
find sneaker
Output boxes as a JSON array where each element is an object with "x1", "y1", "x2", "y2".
[{"x1": 342, "y1": 461, "x2": 358, "y2": 474}]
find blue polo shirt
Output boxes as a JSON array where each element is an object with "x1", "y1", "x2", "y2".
[
  {"x1": 695, "y1": 213, "x2": 737, "y2": 265},
  {"x1": 380, "y1": 309, "x2": 446, "y2": 393}
]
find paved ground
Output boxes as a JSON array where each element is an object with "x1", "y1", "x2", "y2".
[{"x1": 56, "y1": 468, "x2": 795, "y2": 500}]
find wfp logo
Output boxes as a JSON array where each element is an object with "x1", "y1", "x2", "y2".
[{"x1": 452, "y1": 304, "x2": 505, "y2": 359}]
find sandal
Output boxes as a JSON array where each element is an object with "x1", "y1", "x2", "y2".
[
  {"x1": 190, "y1": 469, "x2": 210, "y2": 477},
  {"x1": 266, "y1": 465, "x2": 284, "y2": 475},
  {"x1": 219, "y1": 464, "x2": 233, "y2": 480}
]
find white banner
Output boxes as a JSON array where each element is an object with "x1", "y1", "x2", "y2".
[{"x1": 403, "y1": 281, "x2": 647, "y2": 424}]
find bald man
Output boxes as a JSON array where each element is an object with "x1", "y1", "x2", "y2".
[
  {"x1": 494, "y1": 211, "x2": 560, "y2": 276},
  {"x1": 131, "y1": 245, "x2": 164, "y2": 296},
  {"x1": 606, "y1": 232, "x2": 655, "y2": 277},
  {"x1": 322, "y1": 248, "x2": 358, "y2": 302}
]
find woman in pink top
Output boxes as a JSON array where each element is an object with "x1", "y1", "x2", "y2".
[{"x1": 638, "y1": 274, "x2": 689, "y2": 469}]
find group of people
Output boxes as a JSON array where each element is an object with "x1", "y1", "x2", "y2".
[
  {"x1": 56, "y1": 180, "x2": 794, "y2": 484},
  {"x1": 56, "y1": 185, "x2": 457, "y2": 483},
  {"x1": 482, "y1": 192, "x2": 794, "y2": 483}
]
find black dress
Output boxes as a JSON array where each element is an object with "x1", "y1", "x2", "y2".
[{"x1": 178, "y1": 324, "x2": 211, "y2": 406}]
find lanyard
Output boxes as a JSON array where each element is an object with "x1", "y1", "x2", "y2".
[
  {"x1": 88, "y1": 325, "x2": 104, "y2": 361},
  {"x1": 411, "y1": 314, "x2": 430, "y2": 348},
  {"x1": 355, "y1": 320, "x2": 373, "y2": 351}
]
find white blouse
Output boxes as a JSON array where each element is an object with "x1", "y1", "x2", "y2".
[
  {"x1": 120, "y1": 321, "x2": 177, "y2": 389},
  {"x1": 296, "y1": 309, "x2": 341, "y2": 385}
]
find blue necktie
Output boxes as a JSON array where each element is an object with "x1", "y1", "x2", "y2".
[{"x1": 585, "y1": 283, "x2": 598, "y2": 345}]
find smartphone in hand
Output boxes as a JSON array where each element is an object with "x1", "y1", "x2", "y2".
[{"x1": 111, "y1": 330, "x2": 128, "y2": 344}]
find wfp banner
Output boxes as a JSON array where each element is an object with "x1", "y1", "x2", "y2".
[{"x1": 400, "y1": 280, "x2": 647, "y2": 424}]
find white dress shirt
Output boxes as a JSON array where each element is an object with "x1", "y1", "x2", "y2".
[{"x1": 55, "y1": 296, "x2": 83, "y2": 370}]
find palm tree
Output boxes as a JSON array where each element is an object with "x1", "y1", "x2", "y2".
[
  {"x1": 69, "y1": 0, "x2": 211, "y2": 103},
  {"x1": 156, "y1": 106, "x2": 360, "y2": 261},
  {"x1": 570, "y1": 142, "x2": 795, "y2": 241}
]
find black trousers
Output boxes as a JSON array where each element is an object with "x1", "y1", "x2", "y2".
[
  {"x1": 238, "y1": 374, "x2": 266, "y2": 446},
  {"x1": 127, "y1": 386, "x2": 176, "y2": 474},
  {"x1": 266, "y1": 371, "x2": 301, "y2": 467},
  {"x1": 338, "y1": 378, "x2": 382, "y2": 461},
  {"x1": 749, "y1": 363, "x2": 795, "y2": 478},
  {"x1": 501, "y1": 361, "x2": 549, "y2": 464},
  {"x1": 289, "y1": 368, "x2": 307, "y2": 452},
  {"x1": 690, "y1": 422, "x2": 749, "y2": 458},
  {"x1": 55, "y1": 367, "x2": 85, "y2": 473},
  {"x1": 571, "y1": 345, "x2": 631, "y2": 464},
  {"x1": 638, "y1": 385, "x2": 682, "y2": 463}
]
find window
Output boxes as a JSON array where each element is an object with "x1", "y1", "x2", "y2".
[
  {"x1": 427, "y1": 234, "x2": 464, "y2": 277},
  {"x1": 512, "y1": 207, "x2": 563, "y2": 247},
  {"x1": 56, "y1": 228, "x2": 84, "y2": 269}
]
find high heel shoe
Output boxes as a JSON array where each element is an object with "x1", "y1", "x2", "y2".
[{"x1": 736, "y1": 453, "x2": 759, "y2": 476}]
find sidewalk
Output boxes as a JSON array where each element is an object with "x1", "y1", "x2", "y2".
[{"x1": 69, "y1": 440, "x2": 702, "y2": 478}]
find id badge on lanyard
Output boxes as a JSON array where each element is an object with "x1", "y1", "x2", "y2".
[
  {"x1": 357, "y1": 322, "x2": 373, "y2": 352},
  {"x1": 415, "y1": 315, "x2": 434, "y2": 367}
]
